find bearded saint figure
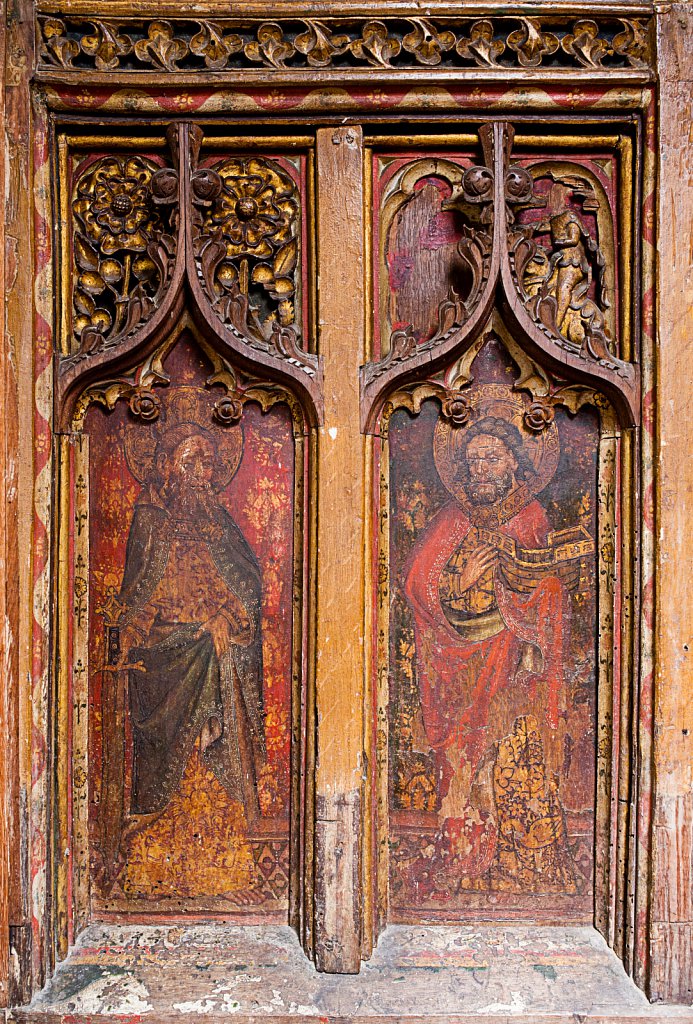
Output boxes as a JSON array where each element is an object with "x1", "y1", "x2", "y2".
[
  {"x1": 404, "y1": 391, "x2": 573, "y2": 820},
  {"x1": 98, "y1": 396, "x2": 267, "y2": 885}
]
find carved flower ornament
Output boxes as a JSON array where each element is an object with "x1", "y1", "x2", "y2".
[
  {"x1": 213, "y1": 394, "x2": 244, "y2": 425},
  {"x1": 129, "y1": 388, "x2": 161, "y2": 422},
  {"x1": 73, "y1": 156, "x2": 159, "y2": 256},
  {"x1": 208, "y1": 158, "x2": 296, "y2": 260},
  {"x1": 441, "y1": 391, "x2": 473, "y2": 427},
  {"x1": 524, "y1": 399, "x2": 556, "y2": 433}
]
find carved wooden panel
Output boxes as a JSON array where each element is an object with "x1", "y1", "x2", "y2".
[
  {"x1": 365, "y1": 122, "x2": 639, "y2": 935},
  {"x1": 385, "y1": 344, "x2": 600, "y2": 921},
  {"x1": 37, "y1": 14, "x2": 652, "y2": 75},
  {"x1": 3, "y1": 0, "x2": 687, "y2": 1007},
  {"x1": 51, "y1": 125, "x2": 318, "y2": 935},
  {"x1": 83, "y1": 338, "x2": 297, "y2": 916}
]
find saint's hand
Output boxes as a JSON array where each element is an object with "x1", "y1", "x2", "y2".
[
  {"x1": 196, "y1": 607, "x2": 252, "y2": 657},
  {"x1": 450, "y1": 544, "x2": 498, "y2": 595}
]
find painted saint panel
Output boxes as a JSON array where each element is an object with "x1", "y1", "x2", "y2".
[
  {"x1": 85, "y1": 338, "x2": 295, "y2": 915},
  {"x1": 387, "y1": 339, "x2": 599, "y2": 921}
]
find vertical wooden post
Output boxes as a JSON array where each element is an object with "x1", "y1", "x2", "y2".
[
  {"x1": 0, "y1": 7, "x2": 10, "y2": 1006},
  {"x1": 313, "y1": 126, "x2": 365, "y2": 973},
  {"x1": 651, "y1": 6, "x2": 693, "y2": 1004},
  {"x1": 2, "y1": 0, "x2": 35, "y2": 1006}
]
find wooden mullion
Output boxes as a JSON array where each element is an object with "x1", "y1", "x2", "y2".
[{"x1": 312, "y1": 125, "x2": 366, "y2": 974}]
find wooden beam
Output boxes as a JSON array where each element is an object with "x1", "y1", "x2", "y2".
[
  {"x1": 651, "y1": 4, "x2": 693, "y2": 1004},
  {"x1": 313, "y1": 125, "x2": 366, "y2": 974},
  {"x1": 2, "y1": 0, "x2": 35, "y2": 1007}
]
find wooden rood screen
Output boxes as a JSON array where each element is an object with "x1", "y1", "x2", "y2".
[
  {"x1": 22, "y1": 8, "x2": 658, "y2": 990},
  {"x1": 47, "y1": 115, "x2": 646, "y2": 974}
]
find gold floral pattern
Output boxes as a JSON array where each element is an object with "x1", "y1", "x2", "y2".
[
  {"x1": 492, "y1": 716, "x2": 577, "y2": 893},
  {"x1": 71, "y1": 154, "x2": 172, "y2": 353},
  {"x1": 199, "y1": 156, "x2": 300, "y2": 330},
  {"x1": 74, "y1": 156, "x2": 159, "y2": 256},
  {"x1": 121, "y1": 746, "x2": 258, "y2": 899}
]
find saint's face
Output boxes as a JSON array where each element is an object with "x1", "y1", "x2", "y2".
[
  {"x1": 464, "y1": 433, "x2": 518, "y2": 506},
  {"x1": 171, "y1": 434, "x2": 215, "y2": 491}
]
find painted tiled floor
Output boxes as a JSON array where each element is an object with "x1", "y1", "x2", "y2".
[{"x1": 15, "y1": 924, "x2": 693, "y2": 1021}]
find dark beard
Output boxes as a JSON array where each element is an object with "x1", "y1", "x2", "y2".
[
  {"x1": 466, "y1": 471, "x2": 515, "y2": 506},
  {"x1": 165, "y1": 479, "x2": 218, "y2": 521}
]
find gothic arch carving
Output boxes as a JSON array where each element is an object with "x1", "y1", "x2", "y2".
[
  {"x1": 57, "y1": 122, "x2": 323, "y2": 432},
  {"x1": 361, "y1": 121, "x2": 639, "y2": 433}
]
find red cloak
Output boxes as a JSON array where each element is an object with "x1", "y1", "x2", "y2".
[{"x1": 403, "y1": 498, "x2": 571, "y2": 771}]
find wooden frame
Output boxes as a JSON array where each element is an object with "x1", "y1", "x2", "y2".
[{"x1": 0, "y1": 0, "x2": 690, "y2": 1008}]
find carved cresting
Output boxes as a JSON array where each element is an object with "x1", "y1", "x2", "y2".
[
  {"x1": 361, "y1": 122, "x2": 639, "y2": 431},
  {"x1": 37, "y1": 15, "x2": 652, "y2": 74},
  {"x1": 59, "y1": 124, "x2": 323, "y2": 429}
]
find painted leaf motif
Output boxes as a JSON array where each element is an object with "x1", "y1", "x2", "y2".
[
  {"x1": 456, "y1": 20, "x2": 505, "y2": 67},
  {"x1": 271, "y1": 277, "x2": 294, "y2": 298},
  {"x1": 134, "y1": 21, "x2": 188, "y2": 71},
  {"x1": 507, "y1": 18, "x2": 559, "y2": 67},
  {"x1": 244, "y1": 23, "x2": 295, "y2": 69},
  {"x1": 350, "y1": 21, "x2": 401, "y2": 67},
  {"x1": 294, "y1": 20, "x2": 350, "y2": 67},
  {"x1": 81, "y1": 21, "x2": 133, "y2": 70},
  {"x1": 42, "y1": 18, "x2": 80, "y2": 67},
  {"x1": 251, "y1": 264, "x2": 274, "y2": 284},
  {"x1": 189, "y1": 21, "x2": 242, "y2": 70},
  {"x1": 612, "y1": 19, "x2": 649, "y2": 68},
  {"x1": 561, "y1": 20, "x2": 609, "y2": 68}
]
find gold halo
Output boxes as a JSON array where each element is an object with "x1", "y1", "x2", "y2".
[
  {"x1": 124, "y1": 386, "x2": 244, "y2": 491},
  {"x1": 433, "y1": 384, "x2": 560, "y2": 509}
]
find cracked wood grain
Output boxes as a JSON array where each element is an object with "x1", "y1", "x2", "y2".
[
  {"x1": 313, "y1": 125, "x2": 366, "y2": 973},
  {"x1": 651, "y1": 3, "x2": 693, "y2": 1005}
]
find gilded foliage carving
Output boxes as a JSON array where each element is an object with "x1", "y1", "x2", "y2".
[
  {"x1": 506, "y1": 19, "x2": 559, "y2": 68},
  {"x1": 347, "y1": 21, "x2": 402, "y2": 67},
  {"x1": 561, "y1": 20, "x2": 611, "y2": 68},
  {"x1": 37, "y1": 16, "x2": 653, "y2": 74},
  {"x1": 79, "y1": 21, "x2": 133, "y2": 71},
  {"x1": 193, "y1": 155, "x2": 301, "y2": 343},
  {"x1": 133, "y1": 21, "x2": 189, "y2": 72},
  {"x1": 62, "y1": 124, "x2": 322, "y2": 424},
  {"x1": 189, "y1": 22, "x2": 243, "y2": 70},
  {"x1": 70, "y1": 155, "x2": 175, "y2": 359},
  {"x1": 361, "y1": 122, "x2": 637, "y2": 431},
  {"x1": 455, "y1": 20, "x2": 505, "y2": 67},
  {"x1": 401, "y1": 19, "x2": 457, "y2": 67},
  {"x1": 294, "y1": 20, "x2": 350, "y2": 67}
]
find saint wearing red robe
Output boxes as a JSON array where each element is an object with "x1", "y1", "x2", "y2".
[{"x1": 402, "y1": 402, "x2": 581, "y2": 893}]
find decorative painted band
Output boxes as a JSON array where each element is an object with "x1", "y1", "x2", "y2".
[{"x1": 37, "y1": 15, "x2": 652, "y2": 75}]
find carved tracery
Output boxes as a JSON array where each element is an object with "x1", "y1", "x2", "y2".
[
  {"x1": 60, "y1": 123, "x2": 323, "y2": 431},
  {"x1": 361, "y1": 121, "x2": 639, "y2": 432},
  {"x1": 367, "y1": 121, "x2": 639, "y2": 926}
]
